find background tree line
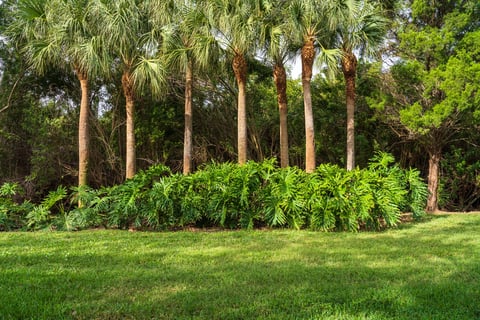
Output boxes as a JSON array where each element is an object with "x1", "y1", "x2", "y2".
[{"x1": 0, "y1": 0, "x2": 479, "y2": 212}]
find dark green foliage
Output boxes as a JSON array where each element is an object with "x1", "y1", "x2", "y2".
[
  {"x1": 404, "y1": 168, "x2": 429, "y2": 217},
  {"x1": 68, "y1": 164, "x2": 172, "y2": 230},
  {"x1": 147, "y1": 160, "x2": 276, "y2": 230},
  {"x1": 0, "y1": 182, "x2": 33, "y2": 231},
  {"x1": 198, "y1": 160, "x2": 273, "y2": 229},
  {"x1": 261, "y1": 165, "x2": 308, "y2": 229},
  {"x1": 0, "y1": 182, "x2": 72, "y2": 231},
  {"x1": 305, "y1": 152, "x2": 425, "y2": 231},
  {"x1": 63, "y1": 154, "x2": 426, "y2": 232},
  {"x1": 0, "y1": 154, "x2": 427, "y2": 232},
  {"x1": 26, "y1": 186, "x2": 68, "y2": 230},
  {"x1": 439, "y1": 147, "x2": 480, "y2": 211}
]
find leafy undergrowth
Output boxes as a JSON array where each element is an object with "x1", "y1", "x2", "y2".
[
  {"x1": 1, "y1": 153, "x2": 428, "y2": 232},
  {"x1": 0, "y1": 214, "x2": 479, "y2": 319}
]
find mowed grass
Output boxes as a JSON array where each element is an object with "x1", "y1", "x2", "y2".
[{"x1": 0, "y1": 214, "x2": 479, "y2": 320}]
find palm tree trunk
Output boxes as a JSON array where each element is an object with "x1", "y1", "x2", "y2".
[
  {"x1": 77, "y1": 71, "x2": 89, "y2": 188},
  {"x1": 342, "y1": 51, "x2": 357, "y2": 171},
  {"x1": 183, "y1": 60, "x2": 193, "y2": 175},
  {"x1": 233, "y1": 52, "x2": 248, "y2": 165},
  {"x1": 302, "y1": 37, "x2": 316, "y2": 173},
  {"x1": 122, "y1": 71, "x2": 136, "y2": 180},
  {"x1": 273, "y1": 63, "x2": 289, "y2": 168},
  {"x1": 76, "y1": 69, "x2": 89, "y2": 208},
  {"x1": 426, "y1": 148, "x2": 441, "y2": 212}
]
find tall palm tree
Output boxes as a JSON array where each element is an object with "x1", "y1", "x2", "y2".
[
  {"x1": 8, "y1": 0, "x2": 108, "y2": 194},
  {"x1": 206, "y1": 0, "x2": 258, "y2": 165},
  {"x1": 153, "y1": 0, "x2": 219, "y2": 174},
  {"x1": 91, "y1": 0, "x2": 166, "y2": 179},
  {"x1": 258, "y1": 1, "x2": 296, "y2": 168},
  {"x1": 334, "y1": 0, "x2": 387, "y2": 170},
  {"x1": 289, "y1": 0, "x2": 359, "y2": 172}
]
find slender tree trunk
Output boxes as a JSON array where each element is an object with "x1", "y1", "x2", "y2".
[
  {"x1": 183, "y1": 60, "x2": 193, "y2": 175},
  {"x1": 76, "y1": 68, "x2": 89, "y2": 208},
  {"x1": 233, "y1": 52, "x2": 248, "y2": 165},
  {"x1": 302, "y1": 37, "x2": 316, "y2": 173},
  {"x1": 342, "y1": 51, "x2": 357, "y2": 171},
  {"x1": 77, "y1": 72, "x2": 89, "y2": 188},
  {"x1": 122, "y1": 71, "x2": 136, "y2": 180},
  {"x1": 426, "y1": 148, "x2": 441, "y2": 212},
  {"x1": 273, "y1": 63, "x2": 289, "y2": 168}
]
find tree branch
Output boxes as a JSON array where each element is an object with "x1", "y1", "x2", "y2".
[{"x1": 0, "y1": 71, "x2": 25, "y2": 114}]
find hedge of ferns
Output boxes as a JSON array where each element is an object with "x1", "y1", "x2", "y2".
[{"x1": 0, "y1": 153, "x2": 428, "y2": 232}]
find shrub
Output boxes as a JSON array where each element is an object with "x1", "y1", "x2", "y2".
[
  {"x1": 25, "y1": 153, "x2": 427, "y2": 232},
  {"x1": 261, "y1": 166, "x2": 308, "y2": 229},
  {"x1": 68, "y1": 164, "x2": 172, "y2": 230},
  {"x1": 26, "y1": 186, "x2": 68, "y2": 230}
]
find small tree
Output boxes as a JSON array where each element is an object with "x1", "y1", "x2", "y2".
[{"x1": 370, "y1": 1, "x2": 480, "y2": 211}]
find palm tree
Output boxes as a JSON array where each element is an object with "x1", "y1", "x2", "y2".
[
  {"x1": 334, "y1": 0, "x2": 387, "y2": 170},
  {"x1": 258, "y1": 1, "x2": 296, "y2": 168},
  {"x1": 153, "y1": 0, "x2": 219, "y2": 174},
  {"x1": 288, "y1": 0, "x2": 331, "y2": 172},
  {"x1": 206, "y1": 0, "x2": 258, "y2": 165},
  {"x1": 8, "y1": 0, "x2": 108, "y2": 194},
  {"x1": 91, "y1": 0, "x2": 166, "y2": 179},
  {"x1": 289, "y1": 0, "x2": 360, "y2": 172}
]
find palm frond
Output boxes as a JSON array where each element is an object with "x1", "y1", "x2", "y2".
[
  {"x1": 131, "y1": 57, "x2": 166, "y2": 98},
  {"x1": 316, "y1": 47, "x2": 342, "y2": 79}
]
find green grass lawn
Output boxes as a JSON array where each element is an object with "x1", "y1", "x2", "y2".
[{"x1": 1, "y1": 214, "x2": 479, "y2": 320}]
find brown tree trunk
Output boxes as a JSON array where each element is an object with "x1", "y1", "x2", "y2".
[
  {"x1": 122, "y1": 71, "x2": 136, "y2": 180},
  {"x1": 233, "y1": 52, "x2": 248, "y2": 165},
  {"x1": 77, "y1": 71, "x2": 89, "y2": 188},
  {"x1": 273, "y1": 63, "x2": 289, "y2": 168},
  {"x1": 302, "y1": 37, "x2": 316, "y2": 173},
  {"x1": 342, "y1": 51, "x2": 357, "y2": 171},
  {"x1": 76, "y1": 68, "x2": 89, "y2": 208},
  {"x1": 426, "y1": 148, "x2": 441, "y2": 212},
  {"x1": 183, "y1": 60, "x2": 193, "y2": 175}
]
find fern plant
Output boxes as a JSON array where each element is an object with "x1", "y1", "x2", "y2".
[
  {"x1": 307, "y1": 164, "x2": 357, "y2": 231},
  {"x1": 26, "y1": 186, "x2": 68, "y2": 230},
  {"x1": 403, "y1": 168, "x2": 428, "y2": 218},
  {"x1": 262, "y1": 166, "x2": 307, "y2": 229},
  {"x1": 148, "y1": 174, "x2": 184, "y2": 229},
  {"x1": 366, "y1": 153, "x2": 408, "y2": 229},
  {"x1": 48, "y1": 155, "x2": 428, "y2": 232},
  {"x1": 201, "y1": 161, "x2": 260, "y2": 228}
]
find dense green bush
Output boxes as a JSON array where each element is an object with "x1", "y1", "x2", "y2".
[
  {"x1": 1, "y1": 153, "x2": 428, "y2": 232},
  {"x1": 0, "y1": 182, "x2": 74, "y2": 231},
  {"x1": 66, "y1": 164, "x2": 172, "y2": 230}
]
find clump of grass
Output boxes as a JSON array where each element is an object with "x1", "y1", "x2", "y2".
[{"x1": 0, "y1": 214, "x2": 479, "y2": 319}]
